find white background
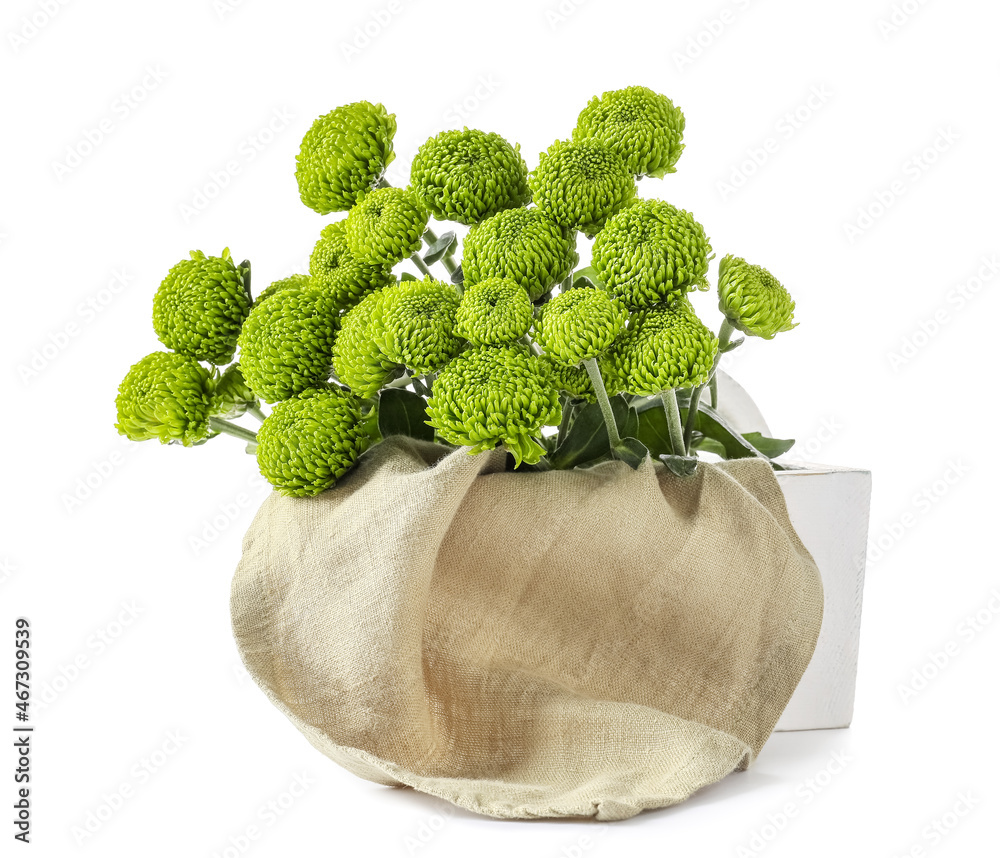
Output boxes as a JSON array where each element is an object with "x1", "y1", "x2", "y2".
[{"x1": 2, "y1": 0, "x2": 998, "y2": 854}]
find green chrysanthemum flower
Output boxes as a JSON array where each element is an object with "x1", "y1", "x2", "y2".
[
  {"x1": 115, "y1": 351, "x2": 215, "y2": 446},
  {"x1": 462, "y1": 207, "x2": 578, "y2": 301},
  {"x1": 252, "y1": 274, "x2": 312, "y2": 309},
  {"x1": 309, "y1": 221, "x2": 395, "y2": 311},
  {"x1": 237, "y1": 288, "x2": 339, "y2": 403},
  {"x1": 346, "y1": 186, "x2": 429, "y2": 265},
  {"x1": 256, "y1": 386, "x2": 371, "y2": 497},
  {"x1": 455, "y1": 277, "x2": 533, "y2": 346},
  {"x1": 592, "y1": 200, "x2": 713, "y2": 309},
  {"x1": 541, "y1": 355, "x2": 597, "y2": 403},
  {"x1": 426, "y1": 346, "x2": 561, "y2": 466},
  {"x1": 409, "y1": 129, "x2": 531, "y2": 225},
  {"x1": 527, "y1": 139, "x2": 636, "y2": 236},
  {"x1": 331, "y1": 289, "x2": 399, "y2": 399},
  {"x1": 573, "y1": 86, "x2": 685, "y2": 178},
  {"x1": 152, "y1": 249, "x2": 250, "y2": 365},
  {"x1": 371, "y1": 278, "x2": 462, "y2": 374},
  {"x1": 607, "y1": 300, "x2": 718, "y2": 395},
  {"x1": 534, "y1": 288, "x2": 627, "y2": 366},
  {"x1": 295, "y1": 101, "x2": 397, "y2": 214},
  {"x1": 717, "y1": 255, "x2": 798, "y2": 340}
]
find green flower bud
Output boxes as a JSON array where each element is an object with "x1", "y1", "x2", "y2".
[
  {"x1": 573, "y1": 86, "x2": 685, "y2": 178},
  {"x1": 527, "y1": 138, "x2": 636, "y2": 236},
  {"x1": 295, "y1": 101, "x2": 397, "y2": 214},
  {"x1": 592, "y1": 200, "x2": 713, "y2": 309},
  {"x1": 455, "y1": 276, "x2": 533, "y2": 346},
  {"x1": 534, "y1": 287, "x2": 627, "y2": 366},
  {"x1": 237, "y1": 288, "x2": 339, "y2": 403},
  {"x1": 409, "y1": 129, "x2": 531, "y2": 225},
  {"x1": 541, "y1": 355, "x2": 597, "y2": 403},
  {"x1": 371, "y1": 278, "x2": 462, "y2": 375},
  {"x1": 346, "y1": 186, "x2": 429, "y2": 265},
  {"x1": 252, "y1": 274, "x2": 312, "y2": 309},
  {"x1": 309, "y1": 221, "x2": 395, "y2": 311},
  {"x1": 152, "y1": 249, "x2": 250, "y2": 365},
  {"x1": 607, "y1": 300, "x2": 718, "y2": 395},
  {"x1": 331, "y1": 289, "x2": 399, "y2": 399},
  {"x1": 256, "y1": 386, "x2": 371, "y2": 497},
  {"x1": 114, "y1": 351, "x2": 215, "y2": 446},
  {"x1": 211, "y1": 363, "x2": 258, "y2": 418},
  {"x1": 462, "y1": 207, "x2": 578, "y2": 301},
  {"x1": 426, "y1": 345, "x2": 562, "y2": 466},
  {"x1": 717, "y1": 255, "x2": 798, "y2": 340}
]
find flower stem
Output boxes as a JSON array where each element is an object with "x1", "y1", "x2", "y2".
[
  {"x1": 557, "y1": 395, "x2": 574, "y2": 440},
  {"x1": 247, "y1": 403, "x2": 266, "y2": 423},
  {"x1": 709, "y1": 318, "x2": 737, "y2": 408},
  {"x1": 410, "y1": 253, "x2": 433, "y2": 277},
  {"x1": 422, "y1": 226, "x2": 460, "y2": 278},
  {"x1": 208, "y1": 417, "x2": 258, "y2": 443},
  {"x1": 583, "y1": 357, "x2": 621, "y2": 448},
  {"x1": 659, "y1": 389, "x2": 685, "y2": 457}
]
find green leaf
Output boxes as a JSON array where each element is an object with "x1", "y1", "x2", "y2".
[
  {"x1": 635, "y1": 406, "x2": 674, "y2": 457},
  {"x1": 742, "y1": 432, "x2": 795, "y2": 458},
  {"x1": 399, "y1": 271, "x2": 418, "y2": 282},
  {"x1": 549, "y1": 396, "x2": 637, "y2": 469},
  {"x1": 237, "y1": 259, "x2": 252, "y2": 303},
  {"x1": 691, "y1": 436, "x2": 727, "y2": 457},
  {"x1": 690, "y1": 403, "x2": 764, "y2": 461},
  {"x1": 659, "y1": 454, "x2": 699, "y2": 477},
  {"x1": 450, "y1": 264, "x2": 464, "y2": 286},
  {"x1": 377, "y1": 388, "x2": 434, "y2": 442},
  {"x1": 572, "y1": 265, "x2": 604, "y2": 288},
  {"x1": 721, "y1": 336, "x2": 745, "y2": 353},
  {"x1": 423, "y1": 231, "x2": 457, "y2": 265},
  {"x1": 613, "y1": 436, "x2": 648, "y2": 469}
]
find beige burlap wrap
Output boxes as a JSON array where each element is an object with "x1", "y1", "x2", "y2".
[{"x1": 231, "y1": 437, "x2": 823, "y2": 820}]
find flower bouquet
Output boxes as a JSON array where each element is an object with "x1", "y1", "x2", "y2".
[{"x1": 114, "y1": 87, "x2": 831, "y2": 820}]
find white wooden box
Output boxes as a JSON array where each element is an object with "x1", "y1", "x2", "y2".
[{"x1": 714, "y1": 373, "x2": 871, "y2": 731}]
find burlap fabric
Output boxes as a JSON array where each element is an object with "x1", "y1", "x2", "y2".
[{"x1": 231, "y1": 437, "x2": 822, "y2": 820}]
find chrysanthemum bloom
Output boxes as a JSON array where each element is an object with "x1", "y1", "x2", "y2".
[
  {"x1": 253, "y1": 274, "x2": 313, "y2": 309},
  {"x1": 455, "y1": 277, "x2": 533, "y2": 346},
  {"x1": 573, "y1": 86, "x2": 685, "y2": 178},
  {"x1": 256, "y1": 386, "x2": 371, "y2": 497},
  {"x1": 309, "y1": 221, "x2": 395, "y2": 311},
  {"x1": 426, "y1": 345, "x2": 562, "y2": 466},
  {"x1": 527, "y1": 139, "x2": 636, "y2": 235},
  {"x1": 592, "y1": 200, "x2": 713, "y2": 309},
  {"x1": 114, "y1": 351, "x2": 215, "y2": 446},
  {"x1": 462, "y1": 207, "x2": 578, "y2": 301},
  {"x1": 237, "y1": 288, "x2": 340, "y2": 403},
  {"x1": 409, "y1": 129, "x2": 531, "y2": 225},
  {"x1": 346, "y1": 186, "x2": 429, "y2": 265},
  {"x1": 295, "y1": 101, "x2": 397, "y2": 214},
  {"x1": 606, "y1": 300, "x2": 718, "y2": 395},
  {"x1": 152, "y1": 249, "x2": 250, "y2": 365},
  {"x1": 541, "y1": 356, "x2": 597, "y2": 403},
  {"x1": 717, "y1": 255, "x2": 797, "y2": 340},
  {"x1": 534, "y1": 288, "x2": 627, "y2": 366},
  {"x1": 332, "y1": 290, "x2": 399, "y2": 399},
  {"x1": 370, "y1": 278, "x2": 462, "y2": 374}
]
